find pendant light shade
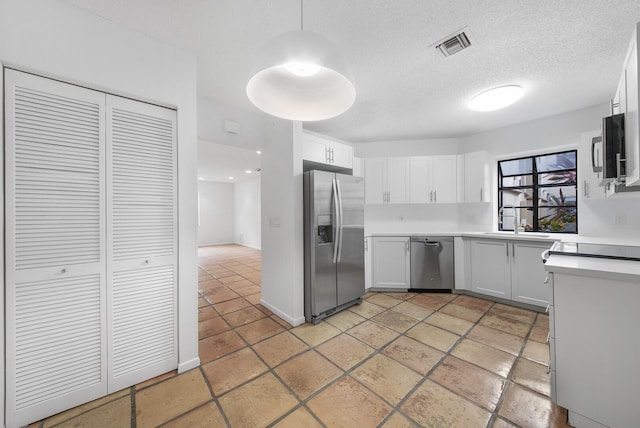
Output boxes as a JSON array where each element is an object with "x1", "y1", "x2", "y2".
[{"x1": 246, "y1": 30, "x2": 356, "y2": 121}]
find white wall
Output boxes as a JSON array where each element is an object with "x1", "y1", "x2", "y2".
[
  {"x1": 260, "y1": 119, "x2": 305, "y2": 326},
  {"x1": 198, "y1": 181, "x2": 235, "y2": 246},
  {"x1": 234, "y1": 177, "x2": 262, "y2": 249},
  {"x1": 0, "y1": 0, "x2": 200, "y2": 424}
]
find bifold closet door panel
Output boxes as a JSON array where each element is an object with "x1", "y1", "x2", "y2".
[
  {"x1": 106, "y1": 95, "x2": 178, "y2": 391},
  {"x1": 4, "y1": 69, "x2": 108, "y2": 427}
]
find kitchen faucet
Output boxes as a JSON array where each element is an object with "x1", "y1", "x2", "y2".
[{"x1": 499, "y1": 205, "x2": 520, "y2": 234}]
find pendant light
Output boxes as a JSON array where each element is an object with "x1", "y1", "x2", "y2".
[{"x1": 246, "y1": 0, "x2": 356, "y2": 121}]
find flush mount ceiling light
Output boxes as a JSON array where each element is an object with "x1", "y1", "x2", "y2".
[
  {"x1": 469, "y1": 85, "x2": 524, "y2": 111},
  {"x1": 246, "y1": 0, "x2": 355, "y2": 121}
]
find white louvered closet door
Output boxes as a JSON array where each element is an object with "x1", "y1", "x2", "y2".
[
  {"x1": 5, "y1": 69, "x2": 107, "y2": 427},
  {"x1": 106, "y1": 95, "x2": 178, "y2": 391}
]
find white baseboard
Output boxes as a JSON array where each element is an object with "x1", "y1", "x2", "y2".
[
  {"x1": 260, "y1": 299, "x2": 305, "y2": 327},
  {"x1": 177, "y1": 357, "x2": 200, "y2": 373}
]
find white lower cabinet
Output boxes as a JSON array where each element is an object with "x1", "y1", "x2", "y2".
[
  {"x1": 546, "y1": 269, "x2": 640, "y2": 427},
  {"x1": 372, "y1": 236, "x2": 410, "y2": 289},
  {"x1": 470, "y1": 238, "x2": 551, "y2": 307}
]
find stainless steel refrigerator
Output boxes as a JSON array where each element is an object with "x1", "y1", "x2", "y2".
[{"x1": 304, "y1": 170, "x2": 365, "y2": 324}]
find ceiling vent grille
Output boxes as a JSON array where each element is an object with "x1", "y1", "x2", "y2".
[{"x1": 436, "y1": 31, "x2": 471, "y2": 57}]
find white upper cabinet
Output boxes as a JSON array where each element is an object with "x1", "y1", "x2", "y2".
[
  {"x1": 410, "y1": 155, "x2": 458, "y2": 203},
  {"x1": 302, "y1": 131, "x2": 353, "y2": 169},
  {"x1": 461, "y1": 151, "x2": 490, "y2": 203},
  {"x1": 622, "y1": 22, "x2": 639, "y2": 186},
  {"x1": 364, "y1": 157, "x2": 410, "y2": 204}
]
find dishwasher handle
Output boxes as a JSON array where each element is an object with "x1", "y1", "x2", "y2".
[{"x1": 423, "y1": 241, "x2": 441, "y2": 247}]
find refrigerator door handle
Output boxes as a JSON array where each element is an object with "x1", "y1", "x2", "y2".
[
  {"x1": 332, "y1": 178, "x2": 340, "y2": 263},
  {"x1": 336, "y1": 179, "x2": 344, "y2": 262}
]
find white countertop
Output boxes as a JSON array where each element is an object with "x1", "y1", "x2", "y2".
[{"x1": 544, "y1": 254, "x2": 640, "y2": 282}]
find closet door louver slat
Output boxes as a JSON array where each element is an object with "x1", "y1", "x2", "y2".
[
  {"x1": 107, "y1": 95, "x2": 178, "y2": 391},
  {"x1": 5, "y1": 69, "x2": 108, "y2": 428}
]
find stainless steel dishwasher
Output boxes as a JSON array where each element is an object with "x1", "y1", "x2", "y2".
[{"x1": 410, "y1": 236, "x2": 454, "y2": 290}]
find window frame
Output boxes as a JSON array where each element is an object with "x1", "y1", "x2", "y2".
[{"x1": 497, "y1": 149, "x2": 578, "y2": 234}]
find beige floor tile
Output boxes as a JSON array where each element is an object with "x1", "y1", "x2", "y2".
[
  {"x1": 405, "y1": 323, "x2": 460, "y2": 352},
  {"x1": 529, "y1": 326, "x2": 550, "y2": 343},
  {"x1": 218, "y1": 274, "x2": 246, "y2": 284},
  {"x1": 275, "y1": 350, "x2": 342, "y2": 400},
  {"x1": 372, "y1": 309, "x2": 419, "y2": 332},
  {"x1": 273, "y1": 407, "x2": 322, "y2": 428},
  {"x1": 53, "y1": 396, "x2": 131, "y2": 428},
  {"x1": 290, "y1": 321, "x2": 341, "y2": 346},
  {"x1": 198, "y1": 330, "x2": 246, "y2": 364},
  {"x1": 410, "y1": 294, "x2": 450, "y2": 310},
  {"x1": 316, "y1": 333, "x2": 375, "y2": 371},
  {"x1": 451, "y1": 339, "x2": 516, "y2": 378},
  {"x1": 324, "y1": 309, "x2": 366, "y2": 331},
  {"x1": 380, "y1": 411, "x2": 421, "y2": 428},
  {"x1": 213, "y1": 297, "x2": 252, "y2": 315},
  {"x1": 235, "y1": 284, "x2": 262, "y2": 296},
  {"x1": 254, "y1": 303, "x2": 273, "y2": 316},
  {"x1": 252, "y1": 331, "x2": 309, "y2": 367},
  {"x1": 381, "y1": 336, "x2": 444, "y2": 375},
  {"x1": 223, "y1": 306, "x2": 266, "y2": 327},
  {"x1": 245, "y1": 292, "x2": 262, "y2": 305},
  {"x1": 136, "y1": 371, "x2": 176, "y2": 391},
  {"x1": 498, "y1": 383, "x2": 570, "y2": 428},
  {"x1": 202, "y1": 288, "x2": 240, "y2": 304},
  {"x1": 493, "y1": 417, "x2": 519, "y2": 428},
  {"x1": 43, "y1": 389, "x2": 131, "y2": 427},
  {"x1": 347, "y1": 320, "x2": 399, "y2": 348},
  {"x1": 198, "y1": 297, "x2": 209, "y2": 308},
  {"x1": 348, "y1": 300, "x2": 386, "y2": 318},
  {"x1": 351, "y1": 354, "x2": 423, "y2": 405},
  {"x1": 384, "y1": 292, "x2": 416, "y2": 300},
  {"x1": 512, "y1": 358, "x2": 550, "y2": 396},
  {"x1": 479, "y1": 313, "x2": 531, "y2": 337},
  {"x1": 425, "y1": 312, "x2": 474, "y2": 335},
  {"x1": 135, "y1": 369, "x2": 211, "y2": 428},
  {"x1": 430, "y1": 356, "x2": 506, "y2": 411},
  {"x1": 163, "y1": 402, "x2": 226, "y2": 428},
  {"x1": 271, "y1": 314, "x2": 293, "y2": 329},
  {"x1": 226, "y1": 278, "x2": 255, "y2": 290},
  {"x1": 198, "y1": 279, "x2": 224, "y2": 291},
  {"x1": 366, "y1": 293, "x2": 402, "y2": 308},
  {"x1": 218, "y1": 373, "x2": 298, "y2": 427},
  {"x1": 401, "y1": 379, "x2": 491, "y2": 428},
  {"x1": 439, "y1": 303, "x2": 485, "y2": 322},
  {"x1": 452, "y1": 294, "x2": 494, "y2": 312},
  {"x1": 198, "y1": 306, "x2": 218, "y2": 322},
  {"x1": 234, "y1": 317, "x2": 285, "y2": 345},
  {"x1": 490, "y1": 303, "x2": 537, "y2": 324},
  {"x1": 307, "y1": 377, "x2": 392, "y2": 427},
  {"x1": 466, "y1": 325, "x2": 524, "y2": 355},
  {"x1": 522, "y1": 339, "x2": 550, "y2": 365},
  {"x1": 198, "y1": 316, "x2": 231, "y2": 339},
  {"x1": 535, "y1": 312, "x2": 550, "y2": 329},
  {"x1": 393, "y1": 301, "x2": 433, "y2": 320},
  {"x1": 202, "y1": 347, "x2": 268, "y2": 395}
]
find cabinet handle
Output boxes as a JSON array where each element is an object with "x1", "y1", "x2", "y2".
[
  {"x1": 546, "y1": 332, "x2": 551, "y2": 344},
  {"x1": 429, "y1": 190, "x2": 433, "y2": 202},
  {"x1": 512, "y1": 243, "x2": 515, "y2": 263},
  {"x1": 364, "y1": 238, "x2": 368, "y2": 251},
  {"x1": 434, "y1": 190, "x2": 437, "y2": 203},
  {"x1": 546, "y1": 359, "x2": 552, "y2": 374},
  {"x1": 544, "y1": 275, "x2": 549, "y2": 284},
  {"x1": 545, "y1": 304, "x2": 550, "y2": 313},
  {"x1": 61, "y1": 268, "x2": 67, "y2": 273},
  {"x1": 330, "y1": 148, "x2": 335, "y2": 163},
  {"x1": 583, "y1": 180, "x2": 588, "y2": 197},
  {"x1": 506, "y1": 243, "x2": 509, "y2": 258},
  {"x1": 480, "y1": 187, "x2": 483, "y2": 202}
]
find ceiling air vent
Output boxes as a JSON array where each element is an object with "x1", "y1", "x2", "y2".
[{"x1": 436, "y1": 31, "x2": 471, "y2": 57}]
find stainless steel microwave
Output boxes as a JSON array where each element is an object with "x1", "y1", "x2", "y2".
[{"x1": 592, "y1": 113, "x2": 625, "y2": 184}]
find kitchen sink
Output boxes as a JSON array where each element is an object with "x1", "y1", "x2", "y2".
[{"x1": 482, "y1": 232, "x2": 550, "y2": 238}]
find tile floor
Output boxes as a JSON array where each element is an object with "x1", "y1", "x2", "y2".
[{"x1": 31, "y1": 244, "x2": 570, "y2": 428}]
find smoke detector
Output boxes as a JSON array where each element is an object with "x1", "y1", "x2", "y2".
[{"x1": 434, "y1": 28, "x2": 474, "y2": 58}]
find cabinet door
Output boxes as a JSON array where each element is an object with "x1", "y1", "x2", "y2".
[
  {"x1": 387, "y1": 157, "x2": 410, "y2": 203},
  {"x1": 107, "y1": 95, "x2": 178, "y2": 391},
  {"x1": 624, "y1": 28, "x2": 639, "y2": 186},
  {"x1": 302, "y1": 134, "x2": 329, "y2": 164},
  {"x1": 464, "y1": 151, "x2": 489, "y2": 202},
  {"x1": 353, "y1": 156, "x2": 365, "y2": 177},
  {"x1": 364, "y1": 237, "x2": 373, "y2": 289},
  {"x1": 511, "y1": 242, "x2": 551, "y2": 307},
  {"x1": 330, "y1": 141, "x2": 353, "y2": 169},
  {"x1": 365, "y1": 158, "x2": 386, "y2": 204},
  {"x1": 5, "y1": 69, "x2": 108, "y2": 427},
  {"x1": 410, "y1": 156, "x2": 433, "y2": 203},
  {"x1": 372, "y1": 237, "x2": 410, "y2": 289},
  {"x1": 470, "y1": 239, "x2": 511, "y2": 299},
  {"x1": 432, "y1": 155, "x2": 458, "y2": 203}
]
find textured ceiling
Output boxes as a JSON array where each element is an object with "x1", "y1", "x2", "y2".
[{"x1": 63, "y1": 0, "x2": 640, "y2": 142}]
